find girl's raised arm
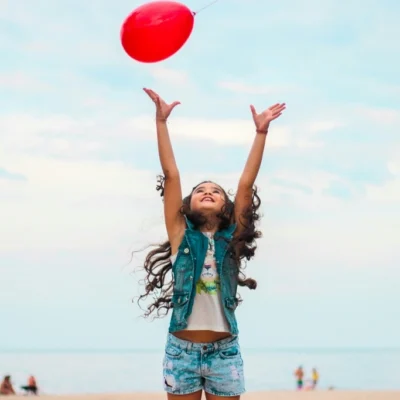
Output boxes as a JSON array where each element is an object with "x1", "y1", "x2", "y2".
[
  {"x1": 143, "y1": 88, "x2": 186, "y2": 252},
  {"x1": 234, "y1": 102, "x2": 286, "y2": 235}
]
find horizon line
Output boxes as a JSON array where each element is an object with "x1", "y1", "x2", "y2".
[{"x1": 1, "y1": 346, "x2": 399, "y2": 353}]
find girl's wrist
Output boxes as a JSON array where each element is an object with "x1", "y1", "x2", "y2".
[{"x1": 256, "y1": 123, "x2": 269, "y2": 134}]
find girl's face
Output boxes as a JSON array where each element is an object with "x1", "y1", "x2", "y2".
[{"x1": 190, "y1": 182, "x2": 226, "y2": 214}]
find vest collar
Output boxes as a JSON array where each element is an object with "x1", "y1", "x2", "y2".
[{"x1": 185, "y1": 216, "x2": 236, "y2": 236}]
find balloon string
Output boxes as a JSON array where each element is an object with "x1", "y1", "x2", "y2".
[{"x1": 193, "y1": 0, "x2": 220, "y2": 15}]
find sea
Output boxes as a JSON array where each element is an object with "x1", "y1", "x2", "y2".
[{"x1": 1, "y1": 348, "x2": 400, "y2": 395}]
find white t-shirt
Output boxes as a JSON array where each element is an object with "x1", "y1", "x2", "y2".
[{"x1": 170, "y1": 232, "x2": 230, "y2": 332}]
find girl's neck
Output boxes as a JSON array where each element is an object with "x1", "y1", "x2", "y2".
[{"x1": 199, "y1": 216, "x2": 220, "y2": 234}]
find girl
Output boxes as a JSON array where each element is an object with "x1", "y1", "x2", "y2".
[{"x1": 140, "y1": 88, "x2": 285, "y2": 400}]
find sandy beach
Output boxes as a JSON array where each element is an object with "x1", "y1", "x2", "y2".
[{"x1": 4, "y1": 392, "x2": 400, "y2": 400}]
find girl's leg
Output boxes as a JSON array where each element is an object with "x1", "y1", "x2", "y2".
[
  {"x1": 168, "y1": 390, "x2": 203, "y2": 400},
  {"x1": 205, "y1": 394, "x2": 240, "y2": 400},
  {"x1": 163, "y1": 335, "x2": 203, "y2": 398},
  {"x1": 203, "y1": 338, "x2": 244, "y2": 399}
]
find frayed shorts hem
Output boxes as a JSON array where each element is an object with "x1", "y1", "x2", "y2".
[
  {"x1": 164, "y1": 387, "x2": 246, "y2": 397},
  {"x1": 164, "y1": 387, "x2": 203, "y2": 395},
  {"x1": 205, "y1": 388, "x2": 246, "y2": 397}
]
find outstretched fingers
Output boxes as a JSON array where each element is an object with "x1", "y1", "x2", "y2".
[
  {"x1": 268, "y1": 103, "x2": 281, "y2": 110},
  {"x1": 253, "y1": 103, "x2": 286, "y2": 116},
  {"x1": 250, "y1": 105, "x2": 257, "y2": 118},
  {"x1": 143, "y1": 87, "x2": 160, "y2": 103},
  {"x1": 170, "y1": 101, "x2": 181, "y2": 109},
  {"x1": 144, "y1": 88, "x2": 180, "y2": 111},
  {"x1": 270, "y1": 103, "x2": 286, "y2": 118},
  {"x1": 269, "y1": 103, "x2": 286, "y2": 111}
]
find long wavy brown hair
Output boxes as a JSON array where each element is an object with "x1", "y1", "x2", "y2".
[{"x1": 137, "y1": 175, "x2": 262, "y2": 318}]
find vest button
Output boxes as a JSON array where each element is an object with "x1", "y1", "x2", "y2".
[{"x1": 184, "y1": 248, "x2": 190, "y2": 254}]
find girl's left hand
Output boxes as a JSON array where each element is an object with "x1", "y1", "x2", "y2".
[{"x1": 250, "y1": 102, "x2": 286, "y2": 134}]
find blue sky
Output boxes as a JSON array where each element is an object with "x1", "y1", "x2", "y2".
[{"x1": 0, "y1": 0, "x2": 399, "y2": 351}]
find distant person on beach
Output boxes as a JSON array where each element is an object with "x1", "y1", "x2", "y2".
[
  {"x1": 0, "y1": 375, "x2": 15, "y2": 396},
  {"x1": 21, "y1": 375, "x2": 38, "y2": 395},
  {"x1": 312, "y1": 368, "x2": 319, "y2": 389},
  {"x1": 138, "y1": 88, "x2": 286, "y2": 399},
  {"x1": 294, "y1": 366, "x2": 304, "y2": 390}
]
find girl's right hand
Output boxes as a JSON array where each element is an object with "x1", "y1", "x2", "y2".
[{"x1": 143, "y1": 88, "x2": 180, "y2": 121}]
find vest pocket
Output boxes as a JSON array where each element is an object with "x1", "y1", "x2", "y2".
[
  {"x1": 172, "y1": 292, "x2": 189, "y2": 307},
  {"x1": 173, "y1": 270, "x2": 185, "y2": 292},
  {"x1": 172, "y1": 251, "x2": 192, "y2": 292},
  {"x1": 171, "y1": 292, "x2": 189, "y2": 326},
  {"x1": 225, "y1": 296, "x2": 239, "y2": 310}
]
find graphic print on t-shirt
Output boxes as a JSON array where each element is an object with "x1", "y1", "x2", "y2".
[{"x1": 196, "y1": 233, "x2": 220, "y2": 295}]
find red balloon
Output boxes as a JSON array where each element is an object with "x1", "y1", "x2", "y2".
[{"x1": 120, "y1": 1, "x2": 195, "y2": 63}]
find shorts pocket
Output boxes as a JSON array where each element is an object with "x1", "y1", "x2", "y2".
[
  {"x1": 219, "y1": 346, "x2": 240, "y2": 359},
  {"x1": 165, "y1": 344, "x2": 183, "y2": 358}
]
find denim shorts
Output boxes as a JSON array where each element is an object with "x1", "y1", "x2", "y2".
[{"x1": 162, "y1": 333, "x2": 245, "y2": 396}]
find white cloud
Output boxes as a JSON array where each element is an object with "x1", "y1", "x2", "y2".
[
  {"x1": 307, "y1": 120, "x2": 344, "y2": 133},
  {"x1": 366, "y1": 180, "x2": 400, "y2": 202},
  {"x1": 218, "y1": 81, "x2": 299, "y2": 96},
  {"x1": 131, "y1": 115, "x2": 292, "y2": 147},
  {"x1": 147, "y1": 66, "x2": 190, "y2": 87},
  {"x1": 0, "y1": 72, "x2": 51, "y2": 91},
  {"x1": 1, "y1": 148, "x2": 398, "y2": 270},
  {"x1": 388, "y1": 160, "x2": 400, "y2": 176},
  {"x1": 355, "y1": 106, "x2": 400, "y2": 125},
  {"x1": 0, "y1": 111, "x2": 327, "y2": 160},
  {"x1": 0, "y1": 155, "x2": 161, "y2": 252},
  {"x1": 365, "y1": 159, "x2": 400, "y2": 202}
]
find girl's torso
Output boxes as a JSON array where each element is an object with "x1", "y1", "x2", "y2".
[
  {"x1": 171, "y1": 231, "x2": 233, "y2": 343},
  {"x1": 173, "y1": 330, "x2": 231, "y2": 343}
]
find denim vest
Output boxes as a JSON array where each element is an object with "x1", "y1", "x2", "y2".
[{"x1": 169, "y1": 217, "x2": 240, "y2": 335}]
